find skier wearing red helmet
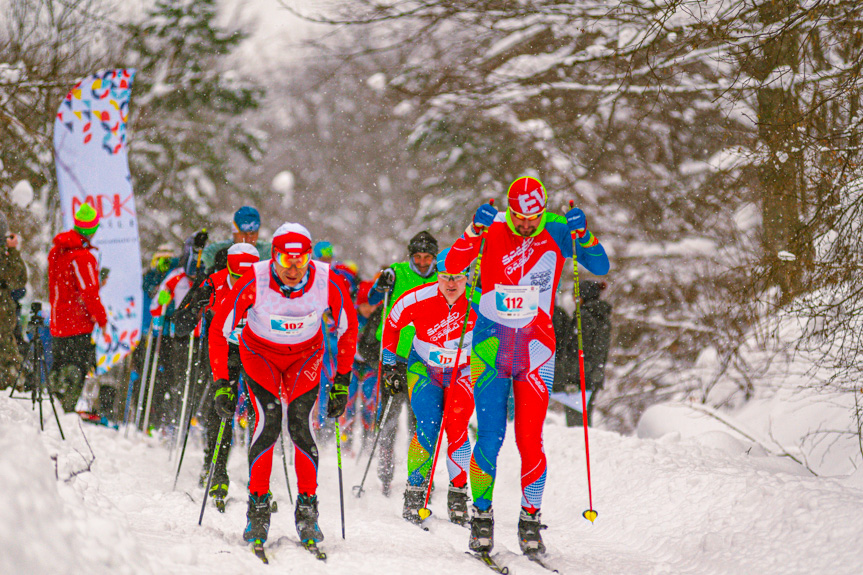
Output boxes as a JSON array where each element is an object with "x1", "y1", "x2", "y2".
[
  {"x1": 446, "y1": 176, "x2": 609, "y2": 557},
  {"x1": 209, "y1": 223, "x2": 358, "y2": 552}
]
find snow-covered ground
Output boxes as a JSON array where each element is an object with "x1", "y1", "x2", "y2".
[{"x1": 4, "y1": 388, "x2": 863, "y2": 575}]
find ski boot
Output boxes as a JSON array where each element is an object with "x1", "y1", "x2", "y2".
[
  {"x1": 517, "y1": 508, "x2": 547, "y2": 555},
  {"x1": 243, "y1": 492, "x2": 272, "y2": 543},
  {"x1": 447, "y1": 483, "x2": 470, "y2": 526},
  {"x1": 402, "y1": 484, "x2": 426, "y2": 526},
  {"x1": 469, "y1": 505, "x2": 495, "y2": 553},
  {"x1": 209, "y1": 470, "x2": 229, "y2": 513},
  {"x1": 295, "y1": 493, "x2": 324, "y2": 543}
]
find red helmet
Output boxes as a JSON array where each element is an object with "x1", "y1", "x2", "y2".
[{"x1": 507, "y1": 177, "x2": 547, "y2": 217}]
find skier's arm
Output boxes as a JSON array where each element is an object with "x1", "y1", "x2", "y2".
[
  {"x1": 382, "y1": 291, "x2": 414, "y2": 365},
  {"x1": 328, "y1": 271, "x2": 358, "y2": 375},
  {"x1": 554, "y1": 211, "x2": 610, "y2": 276},
  {"x1": 446, "y1": 232, "x2": 482, "y2": 276},
  {"x1": 75, "y1": 253, "x2": 107, "y2": 329},
  {"x1": 208, "y1": 273, "x2": 256, "y2": 381},
  {"x1": 367, "y1": 266, "x2": 395, "y2": 306}
]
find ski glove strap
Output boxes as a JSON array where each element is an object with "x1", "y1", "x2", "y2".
[
  {"x1": 214, "y1": 381, "x2": 237, "y2": 419},
  {"x1": 327, "y1": 371, "x2": 351, "y2": 418},
  {"x1": 382, "y1": 363, "x2": 407, "y2": 395}
]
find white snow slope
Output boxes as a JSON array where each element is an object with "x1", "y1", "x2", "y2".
[{"x1": 3, "y1": 393, "x2": 863, "y2": 575}]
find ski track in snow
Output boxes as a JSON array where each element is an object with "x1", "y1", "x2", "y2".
[{"x1": 3, "y1": 395, "x2": 863, "y2": 575}]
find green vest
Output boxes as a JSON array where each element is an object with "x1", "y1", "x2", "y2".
[{"x1": 376, "y1": 261, "x2": 437, "y2": 359}]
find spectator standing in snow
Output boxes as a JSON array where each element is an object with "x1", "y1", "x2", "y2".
[
  {"x1": 0, "y1": 211, "x2": 27, "y2": 390},
  {"x1": 47, "y1": 203, "x2": 109, "y2": 413},
  {"x1": 368, "y1": 231, "x2": 439, "y2": 496},
  {"x1": 201, "y1": 206, "x2": 271, "y2": 273}
]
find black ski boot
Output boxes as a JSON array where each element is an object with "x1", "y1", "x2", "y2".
[
  {"x1": 402, "y1": 484, "x2": 426, "y2": 526},
  {"x1": 243, "y1": 492, "x2": 272, "y2": 543},
  {"x1": 295, "y1": 493, "x2": 324, "y2": 543},
  {"x1": 447, "y1": 483, "x2": 470, "y2": 526},
  {"x1": 469, "y1": 505, "x2": 494, "y2": 553},
  {"x1": 518, "y1": 508, "x2": 547, "y2": 555}
]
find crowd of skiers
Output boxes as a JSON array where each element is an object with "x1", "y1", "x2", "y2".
[{"x1": 14, "y1": 176, "x2": 612, "y2": 563}]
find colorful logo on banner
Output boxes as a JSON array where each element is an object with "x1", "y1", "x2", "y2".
[{"x1": 54, "y1": 69, "x2": 143, "y2": 374}]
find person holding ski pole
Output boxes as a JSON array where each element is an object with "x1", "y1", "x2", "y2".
[
  {"x1": 174, "y1": 243, "x2": 260, "y2": 503},
  {"x1": 368, "y1": 231, "x2": 438, "y2": 496},
  {"x1": 446, "y1": 177, "x2": 609, "y2": 558},
  {"x1": 208, "y1": 223, "x2": 357, "y2": 554},
  {"x1": 382, "y1": 248, "x2": 477, "y2": 527}
]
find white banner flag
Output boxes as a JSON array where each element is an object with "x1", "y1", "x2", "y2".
[{"x1": 54, "y1": 69, "x2": 142, "y2": 374}]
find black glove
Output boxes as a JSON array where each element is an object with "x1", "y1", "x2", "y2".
[
  {"x1": 375, "y1": 268, "x2": 395, "y2": 293},
  {"x1": 214, "y1": 380, "x2": 237, "y2": 419},
  {"x1": 193, "y1": 229, "x2": 209, "y2": 250},
  {"x1": 382, "y1": 363, "x2": 407, "y2": 395},
  {"x1": 327, "y1": 371, "x2": 350, "y2": 418}
]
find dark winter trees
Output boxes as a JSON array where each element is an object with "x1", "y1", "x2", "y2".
[{"x1": 123, "y1": 0, "x2": 264, "y2": 249}]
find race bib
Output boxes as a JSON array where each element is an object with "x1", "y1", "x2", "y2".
[
  {"x1": 270, "y1": 311, "x2": 318, "y2": 336},
  {"x1": 494, "y1": 285, "x2": 539, "y2": 319},
  {"x1": 428, "y1": 345, "x2": 465, "y2": 368}
]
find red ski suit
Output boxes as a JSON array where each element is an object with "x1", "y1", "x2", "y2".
[{"x1": 209, "y1": 260, "x2": 357, "y2": 495}]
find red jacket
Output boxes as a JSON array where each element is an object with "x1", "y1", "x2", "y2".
[{"x1": 48, "y1": 230, "x2": 107, "y2": 338}]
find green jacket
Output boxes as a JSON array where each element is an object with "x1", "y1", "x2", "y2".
[
  {"x1": 375, "y1": 261, "x2": 437, "y2": 359},
  {"x1": 0, "y1": 247, "x2": 27, "y2": 334}
]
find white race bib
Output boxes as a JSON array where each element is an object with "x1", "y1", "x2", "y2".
[
  {"x1": 428, "y1": 345, "x2": 466, "y2": 368},
  {"x1": 495, "y1": 284, "x2": 539, "y2": 319},
  {"x1": 269, "y1": 311, "x2": 318, "y2": 336}
]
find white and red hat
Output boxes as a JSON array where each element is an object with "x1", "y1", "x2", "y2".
[
  {"x1": 508, "y1": 176, "x2": 547, "y2": 217},
  {"x1": 227, "y1": 243, "x2": 260, "y2": 276},
  {"x1": 271, "y1": 223, "x2": 312, "y2": 257}
]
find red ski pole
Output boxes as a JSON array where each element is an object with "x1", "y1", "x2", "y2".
[
  {"x1": 417, "y1": 199, "x2": 493, "y2": 521},
  {"x1": 569, "y1": 200, "x2": 598, "y2": 523}
]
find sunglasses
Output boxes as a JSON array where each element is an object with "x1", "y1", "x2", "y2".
[
  {"x1": 510, "y1": 208, "x2": 543, "y2": 221},
  {"x1": 439, "y1": 273, "x2": 467, "y2": 282},
  {"x1": 274, "y1": 250, "x2": 311, "y2": 269}
]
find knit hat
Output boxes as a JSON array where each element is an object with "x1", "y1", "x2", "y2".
[
  {"x1": 74, "y1": 203, "x2": 100, "y2": 236},
  {"x1": 227, "y1": 242, "x2": 260, "y2": 276},
  {"x1": 233, "y1": 206, "x2": 260, "y2": 233},
  {"x1": 271, "y1": 223, "x2": 312, "y2": 257},
  {"x1": 407, "y1": 231, "x2": 438, "y2": 256},
  {"x1": 313, "y1": 241, "x2": 334, "y2": 259},
  {"x1": 507, "y1": 177, "x2": 547, "y2": 217}
]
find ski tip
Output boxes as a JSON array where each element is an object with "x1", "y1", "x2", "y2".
[
  {"x1": 418, "y1": 507, "x2": 432, "y2": 521},
  {"x1": 583, "y1": 508, "x2": 598, "y2": 523}
]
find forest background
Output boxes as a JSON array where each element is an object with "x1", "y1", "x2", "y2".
[{"x1": 2, "y1": 0, "x2": 862, "y2": 437}]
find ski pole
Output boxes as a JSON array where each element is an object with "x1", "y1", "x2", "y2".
[
  {"x1": 334, "y1": 419, "x2": 346, "y2": 539},
  {"x1": 121, "y1": 354, "x2": 136, "y2": 435},
  {"x1": 280, "y1": 430, "x2": 294, "y2": 505},
  {"x1": 199, "y1": 416, "x2": 228, "y2": 526},
  {"x1": 352, "y1": 394, "x2": 393, "y2": 498},
  {"x1": 170, "y1": 331, "x2": 197, "y2": 462},
  {"x1": 142, "y1": 319, "x2": 167, "y2": 435},
  {"x1": 174, "y1": 332, "x2": 206, "y2": 489},
  {"x1": 418, "y1": 198, "x2": 491, "y2": 521},
  {"x1": 569, "y1": 199, "x2": 598, "y2": 523},
  {"x1": 132, "y1": 323, "x2": 155, "y2": 435}
]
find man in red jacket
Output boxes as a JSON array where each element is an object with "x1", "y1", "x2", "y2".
[{"x1": 48, "y1": 203, "x2": 109, "y2": 413}]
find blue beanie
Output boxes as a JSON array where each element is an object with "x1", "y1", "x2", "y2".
[
  {"x1": 233, "y1": 206, "x2": 260, "y2": 233},
  {"x1": 313, "y1": 241, "x2": 334, "y2": 259}
]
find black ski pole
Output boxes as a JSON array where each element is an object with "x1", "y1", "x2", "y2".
[
  {"x1": 199, "y1": 416, "x2": 228, "y2": 526},
  {"x1": 352, "y1": 394, "x2": 393, "y2": 497},
  {"x1": 280, "y1": 431, "x2": 294, "y2": 505}
]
